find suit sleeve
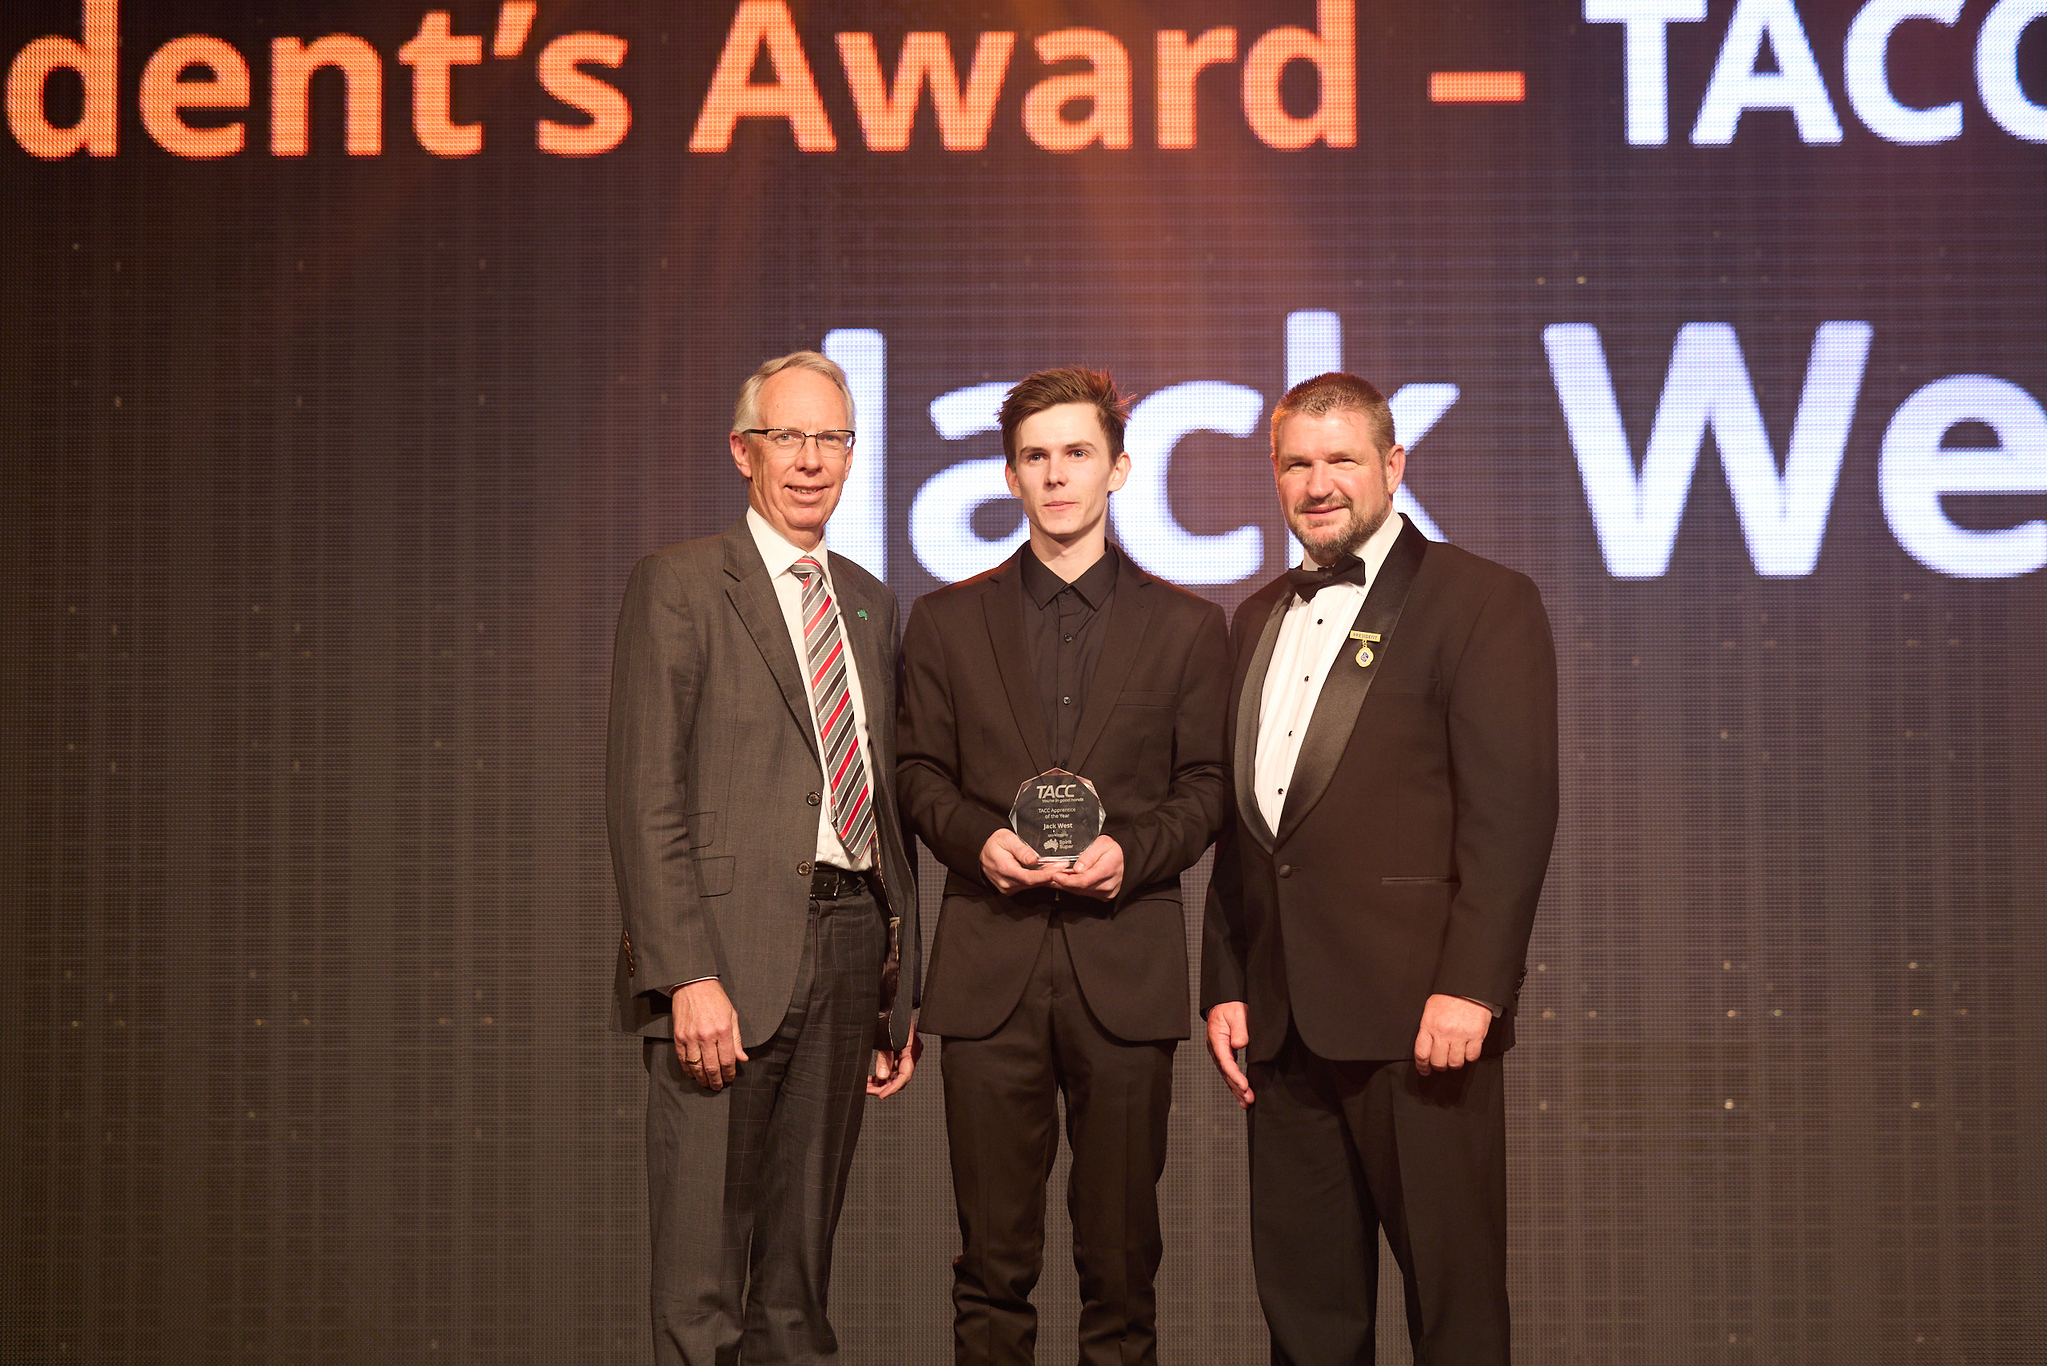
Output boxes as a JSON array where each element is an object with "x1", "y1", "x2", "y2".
[
  {"x1": 879, "y1": 587, "x2": 924, "y2": 1011},
  {"x1": 606, "y1": 555, "x2": 721, "y2": 1002},
  {"x1": 1114, "y1": 600, "x2": 1233, "y2": 899},
  {"x1": 895, "y1": 596, "x2": 1010, "y2": 879},
  {"x1": 1431, "y1": 573, "x2": 1559, "y2": 1010},
  {"x1": 1199, "y1": 823, "x2": 1249, "y2": 1015},
  {"x1": 1199, "y1": 601, "x2": 1255, "y2": 1015}
]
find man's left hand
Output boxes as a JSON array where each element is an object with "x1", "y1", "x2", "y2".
[
  {"x1": 1413, "y1": 994, "x2": 1490, "y2": 1075},
  {"x1": 1047, "y1": 835, "x2": 1124, "y2": 900},
  {"x1": 868, "y1": 1019, "x2": 923, "y2": 1099}
]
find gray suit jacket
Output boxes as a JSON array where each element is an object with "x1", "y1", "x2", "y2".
[{"x1": 606, "y1": 519, "x2": 919, "y2": 1050}]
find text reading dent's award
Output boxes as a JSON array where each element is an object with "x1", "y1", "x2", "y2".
[{"x1": 1011, "y1": 768, "x2": 1106, "y2": 866}]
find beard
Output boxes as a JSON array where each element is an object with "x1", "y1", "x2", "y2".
[{"x1": 1287, "y1": 494, "x2": 1390, "y2": 565}]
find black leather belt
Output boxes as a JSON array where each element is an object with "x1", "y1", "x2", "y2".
[{"x1": 810, "y1": 863, "x2": 873, "y2": 900}]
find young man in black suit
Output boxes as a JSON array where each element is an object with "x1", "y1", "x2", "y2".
[{"x1": 897, "y1": 368, "x2": 1231, "y2": 1366}]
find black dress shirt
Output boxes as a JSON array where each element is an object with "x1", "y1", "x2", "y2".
[{"x1": 1018, "y1": 545, "x2": 1119, "y2": 771}]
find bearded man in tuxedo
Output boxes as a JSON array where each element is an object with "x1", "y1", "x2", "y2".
[{"x1": 1202, "y1": 372, "x2": 1558, "y2": 1365}]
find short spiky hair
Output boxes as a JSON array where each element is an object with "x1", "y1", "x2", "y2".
[
  {"x1": 997, "y1": 367, "x2": 1130, "y2": 467},
  {"x1": 732, "y1": 350, "x2": 856, "y2": 433},
  {"x1": 1270, "y1": 372, "x2": 1396, "y2": 458}
]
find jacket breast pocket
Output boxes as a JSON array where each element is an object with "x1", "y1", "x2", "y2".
[
  {"x1": 693, "y1": 855, "x2": 734, "y2": 897},
  {"x1": 1117, "y1": 689, "x2": 1176, "y2": 709},
  {"x1": 1371, "y1": 678, "x2": 1444, "y2": 701}
]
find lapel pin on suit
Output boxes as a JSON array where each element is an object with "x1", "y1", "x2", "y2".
[
  {"x1": 856, "y1": 609, "x2": 869, "y2": 620},
  {"x1": 1349, "y1": 630, "x2": 1381, "y2": 667}
]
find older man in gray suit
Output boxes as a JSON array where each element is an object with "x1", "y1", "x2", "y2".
[{"x1": 607, "y1": 350, "x2": 921, "y2": 1366}]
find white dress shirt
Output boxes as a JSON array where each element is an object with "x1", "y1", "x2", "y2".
[
  {"x1": 747, "y1": 508, "x2": 876, "y2": 872},
  {"x1": 1252, "y1": 512, "x2": 1406, "y2": 835}
]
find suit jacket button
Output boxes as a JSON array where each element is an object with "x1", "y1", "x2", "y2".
[
  {"x1": 806, "y1": 792, "x2": 821, "y2": 806},
  {"x1": 798, "y1": 860, "x2": 813, "y2": 876},
  {"x1": 1278, "y1": 864, "x2": 1292, "y2": 878}
]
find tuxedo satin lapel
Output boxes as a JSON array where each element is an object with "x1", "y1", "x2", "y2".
[
  {"x1": 1066, "y1": 566, "x2": 1155, "y2": 775},
  {"x1": 983, "y1": 555, "x2": 1053, "y2": 776},
  {"x1": 1235, "y1": 586, "x2": 1290, "y2": 852},
  {"x1": 724, "y1": 528, "x2": 820, "y2": 766},
  {"x1": 1273, "y1": 521, "x2": 1429, "y2": 845}
]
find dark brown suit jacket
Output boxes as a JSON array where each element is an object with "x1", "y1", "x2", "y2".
[
  {"x1": 1201, "y1": 520, "x2": 1558, "y2": 1062},
  {"x1": 898, "y1": 546, "x2": 1232, "y2": 1043},
  {"x1": 606, "y1": 520, "x2": 919, "y2": 1050}
]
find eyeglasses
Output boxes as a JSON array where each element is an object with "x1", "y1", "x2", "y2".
[{"x1": 741, "y1": 428, "x2": 856, "y2": 457}]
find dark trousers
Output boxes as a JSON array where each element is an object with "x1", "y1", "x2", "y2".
[
  {"x1": 643, "y1": 889, "x2": 885, "y2": 1366},
  {"x1": 1249, "y1": 1030, "x2": 1509, "y2": 1366},
  {"x1": 941, "y1": 921, "x2": 1177, "y2": 1366}
]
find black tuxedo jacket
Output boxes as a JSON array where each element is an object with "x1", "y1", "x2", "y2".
[
  {"x1": 897, "y1": 546, "x2": 1232, "y2": 1043},
  {"x1": 1200, "y1": 520, "x2": 1558, "y2": 1063}
]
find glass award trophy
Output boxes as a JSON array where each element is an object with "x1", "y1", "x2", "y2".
[{"x1": 1010, "y1": 768, "x2": 1106, "y2": 865}]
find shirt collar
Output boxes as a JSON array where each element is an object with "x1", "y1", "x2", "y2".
[
  {"x1": 747, "y1": 506, "x2": 828, "y2": 581},
  {"x1": 1297, "y1": 510, "x2": 1405, "y2": 588},
  {"x1": 1021, "y1": 542, "x2": 1120, "y2": 610}
]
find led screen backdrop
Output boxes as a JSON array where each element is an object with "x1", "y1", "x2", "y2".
[{"x1": 3, "y1": 1, "x2": 2044, "y2": 1361}]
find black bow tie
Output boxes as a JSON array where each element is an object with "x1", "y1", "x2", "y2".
[{"x1": 1287, "y1": 555, "x2": 1367, "y2": 600}]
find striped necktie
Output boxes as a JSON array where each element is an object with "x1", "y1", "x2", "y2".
[{"x1": 790, "y1": 556, "x2": 877, "y2": 861}]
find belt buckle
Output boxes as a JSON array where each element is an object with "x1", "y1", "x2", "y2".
[{"x1": 812, "y1": 864, "x2": 860, "y2": 900}]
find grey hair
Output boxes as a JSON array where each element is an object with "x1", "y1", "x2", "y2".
[{"x1": 732, "y1": 351, "x2": 856, "y2": 433}]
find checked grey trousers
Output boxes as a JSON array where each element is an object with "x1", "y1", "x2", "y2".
[{"x1": 644, "y1": 888, "x2": 885, "y2": 1366}]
